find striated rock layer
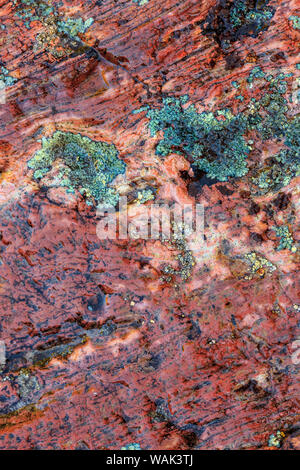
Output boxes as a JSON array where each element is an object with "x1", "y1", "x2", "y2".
[{"x1": 0, "y1": 0, "x2": 299, "y2": 450}]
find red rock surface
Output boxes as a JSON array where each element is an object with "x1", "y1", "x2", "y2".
[{"x1": 0, "y1": 0, "x2": 299, "y2": 450}]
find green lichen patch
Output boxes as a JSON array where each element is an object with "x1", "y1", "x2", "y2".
[
  {"x1": 202, "y1": 0, "x2": 276, "y2": 50},
  {"x1": 13, "y1": 0, "x2": 55, "y2": 29},
  {"x1": 146, "y1": 68, "x2": 299, "y2": 187},
  {"x1": 253, "y1": 146, "x2": 300, "y2": 192},
  {"x1": 133, "y1": 0, "x2": 149, "y2": 5},
  {"x1": 160, "y1": 221, "x2": 195, "y2": 283},
  {"x1": 121, "y1": 443, "x2": 141, "y2": 450},
  {"x1": 244, "y1": 252, "x2": 276, "y2": 279},
  {"x1": 135, "y1": 188, "x2": 155, "y2": 204},
  {"x1": 13, "y1": 0, "x2": 93, "y2": 34},
  {"x1": 56, "y1": 17, "x2": 94, "y2": 37},
  {"x1": 147, "y1": 97, "x2": 251, "y2": 181},
  {"x1": 16, "y1": 370, "x2": 40, "y2": 402},
  {"x1": 274, "y1": 226, "x2": 297, "y2": 252},
  {"x1": 34, "y1": 14, "x2": 93, "y2": 58},
  {"x1": 28, "y1": 131, "x2": 126, "y2": 205},
  {"x1": 251, "y1": 77, "x2": 300, "y2": 192},
  {"x1": 268, "y1": 430, "x2": 285, "y2": 448},
  {"x1": 0, "y1": 66, "x2": 17, "y2": 89},
  {"x1": 13, "y1": 0, "x2": 94, "y2": 58},
  {"x1": 247, "y1": 66, "x2": 265, "y2": 84},
  {"x1": 289, "y1": 15, "x2": 300, "y2": 30}
]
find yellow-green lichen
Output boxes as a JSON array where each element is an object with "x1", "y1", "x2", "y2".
[
  {"x1": 244, "y1": 252, "x2": 276, "y2": 278},
  {"x1": 160, "y1": 221, "x2": 195, "y2": 283},
  {"x1": 135, "y1": 189, "x2": 155, "y2": 204},
  {"x1": 28, "y1": 131, "x2": 126, "y2": 205}
]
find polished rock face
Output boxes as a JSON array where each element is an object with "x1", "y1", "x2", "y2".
[{"x1": 0, "y1": 0, "x2": 299, "y2": 450}]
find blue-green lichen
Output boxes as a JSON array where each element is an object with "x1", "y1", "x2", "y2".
[
  {"x1": 121, "y1": 443, "x2": 141, "y2": 450},
  {"x1": 247, "y1": 66, "x2": 265, "y2": 84},
  {"x1": 253, "y1": 139, "x2": 300, "y2": 191},
  {"x1": 250, "y1": 73, "x2": 300, "y2": 191},
  {"x1": 56, "y1": 16, "x2": 94, "y2": 37},
  {"x1": 202, "y1": 0, "x2": 276, "y2": 49},
  {"x1": 28, "y1": 131, "x2": 126, "y2": 205},
  {"x1": 274, "y1": 226, "x2": 297, "y2": 252},
  {"x1": 289, "y1": 15, "x2": 300, "y2": 30},
  {"x1": 146, "y1": 68, "x2": 299, "y2": 186},
  {"x1": 133, "y1": 0, "x2": 149, "y2": 5},
  {"x1": 13, "y1": 0, "x2": 54, "y2": 28},
  {"x1": 0, "y1": 66, "x2": 17, "y2": 89},
  {"x1": 13, "y1": 0, "x2": 93, "y2": 38},
  {"x1": 229, "y1": 0, "x2": 274, "y2": 31},
  {"x1": 147, "y1": 96, "x2": 251, "y2": 181},
  {"x1": 268, "y1": 431, "x2": 285, "y2": 448}
]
